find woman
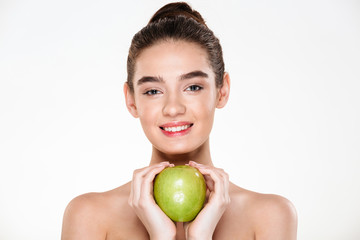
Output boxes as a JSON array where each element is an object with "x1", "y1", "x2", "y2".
[{"x1": 61, "y1": 2, "x2": 297, "y2": 239}]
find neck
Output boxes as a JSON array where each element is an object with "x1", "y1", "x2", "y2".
[{"x1": 149, "y1": 139, "x2": 213, "y2": 166}]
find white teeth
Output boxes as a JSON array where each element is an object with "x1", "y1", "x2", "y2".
[{"x1": 163, "y1": 125, "x2": 191, "y2": 132}]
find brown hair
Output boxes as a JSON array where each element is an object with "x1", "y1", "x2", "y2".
[{"x1": 126, "y1": 2, "x2": 224, "y2": 92}]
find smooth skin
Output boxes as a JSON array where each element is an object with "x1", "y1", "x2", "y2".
[{"x1": 61, "y1": 40, "x2": 297, "y2": 240}]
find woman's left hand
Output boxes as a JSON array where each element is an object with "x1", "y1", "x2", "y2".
[{"x1": 184, "y1": 161, "x2": 231, "y2": 240}]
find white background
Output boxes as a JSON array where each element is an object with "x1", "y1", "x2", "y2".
[{"x1": 0, "y1": 0, "x2": 359, "y2": 239}]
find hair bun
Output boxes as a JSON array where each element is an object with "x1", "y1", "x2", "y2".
[{"x1": 149, "y1": 2, "x2": 207, "y2": 26}]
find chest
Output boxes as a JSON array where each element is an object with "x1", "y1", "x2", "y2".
[{"x1": 105, "y1": 215, "x2": 255, "y2": 240}]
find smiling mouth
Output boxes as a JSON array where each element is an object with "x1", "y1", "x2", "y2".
[{"x1": 159, "y1": 123, "x2": 194, "y2": 133}]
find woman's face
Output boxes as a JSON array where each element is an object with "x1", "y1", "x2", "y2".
[{"x1": 125, "y1": 40, "x2": 228, "y2": 155}]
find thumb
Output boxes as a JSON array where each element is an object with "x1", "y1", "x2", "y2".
[{"x1": 204, "y1": 174, "x2": 215, "y2": 191}]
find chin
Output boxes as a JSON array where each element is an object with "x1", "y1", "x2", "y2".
[
  {"x1": 154, "y1": 141, "x2": 205, "y2": 156},
  {"x1": 158, "y1": 146, "x2": 193, "y2": 155}
]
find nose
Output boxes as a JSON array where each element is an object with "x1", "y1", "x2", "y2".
[{"x1": 162, "y1": 92, "x2": 186, "y2": 117}]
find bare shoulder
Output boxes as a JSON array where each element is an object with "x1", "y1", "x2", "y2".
[
  {"x1": 226, "y1": 183, "x2": 298, "y2": 239},
  {"x1": 61, "y1": 182, "x2": 133, "y2": 240}
]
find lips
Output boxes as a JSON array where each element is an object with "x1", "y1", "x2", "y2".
[{"x1": 159, "y1": 122, "x2": 193, "y2": 137}]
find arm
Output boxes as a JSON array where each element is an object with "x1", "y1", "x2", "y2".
[
  {"x1": 254, "y1": 195, "x2": 298, "y2": 240},
  {"x1": 61, "y1": 194, "x2": 107, "y2": 240}
]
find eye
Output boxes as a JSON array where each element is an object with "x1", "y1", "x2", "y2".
[
  {"x1": 143, "y1": 89, "x2": 162, "y2": 95},
  {"x1": 185, "y1": 85, "x2": 203, "y2": 92}
]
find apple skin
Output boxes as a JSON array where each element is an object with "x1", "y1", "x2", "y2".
[{"x1": 153, "y1": 165, "x2": 206, "y2": 222}]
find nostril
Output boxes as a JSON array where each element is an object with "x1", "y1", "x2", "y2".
[{"x1": 162, "y1": 100, "x2": 186, "y2": 116}]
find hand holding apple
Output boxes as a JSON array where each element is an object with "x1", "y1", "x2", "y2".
[
  {"x1": 153, "y1": 165, "x2": 207, "y2": 222},
  {"x1": 129, "y1": 161, "x2": 230, "y2": 240},
  {"x1": 183, "y1": 161, "x2": 231, "y2": 240},
  {"x1": 128, "y1": 162, "x2": 177, "y2": 240}
]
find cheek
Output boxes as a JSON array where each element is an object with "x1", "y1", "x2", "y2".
[
  {"x1": 188, "y1": 93, "x2": 217, "y2": 121},
  {"x1": 200, "y1": 90, "x2": 218, "y2": 113},
  {"x1": 137, "y1": 100, "x2": 160, "y2": 126},
  {"x1": 197, "y1": 102, "x2": 215, "y2": 118}
]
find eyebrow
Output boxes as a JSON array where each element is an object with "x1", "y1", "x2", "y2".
[
  {"x1": 136, "y1": 76, "x2": 164, "y2": 86},
  {"x1": 136, "y1": 70, "x2": 208, "y2": 86},
  {"x1": 179, "y1": 70, "x2": 209, "y2": 81}
]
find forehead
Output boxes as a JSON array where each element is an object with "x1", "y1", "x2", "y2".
[{"x1": 134, "y1": 40, "x2": 213, "y2": 81}]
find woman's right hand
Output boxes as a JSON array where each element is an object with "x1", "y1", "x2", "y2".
[{"x1": 128, "y1": 162, "x2": 176, "y2": 240}]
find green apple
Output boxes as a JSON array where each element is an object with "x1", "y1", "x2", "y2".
[{"x1": 153, "y1": 165, "x2": 206, "y2": 222}]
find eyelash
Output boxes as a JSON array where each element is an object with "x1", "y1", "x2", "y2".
[
  {"x1": 185, "y1": 85, "x2": 203, "y2": 92},
  {"x1": 142, "y1": 85, "x2": 203, "y2": 96},
  {"x1": 143, "y1": 89, "x2": 162, "y2": 95}
]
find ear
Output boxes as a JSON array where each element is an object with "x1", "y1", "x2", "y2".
[
  {"x1": 123, "y1": 82, "x2": 139, "y2": 118},
  {"x1": 216, "y1": 72, "x2": 230, "y2": 109}
]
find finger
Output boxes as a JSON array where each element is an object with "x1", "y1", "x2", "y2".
[
  {"x1": 188, "y1": 161, "x2": 215, "y2": 191},
  {"x1": 131, "y1": 162, "x2": 170, "y2": 205},
  {"x1": 203, "y1": 174, "x2": 215, "y2": 191},
  {"x1": 218, "y1": 168, "x2": 230, "y2": 194},
  {"x1": 216, "y1": 168, "x2": 231, "y2": 205},
  {"x1": 131, "y1": 167, "x2": 149, "y2": 205},
  {"x1": 134, "y1": 162, "x2": 170, "y2": 180},
  {"x1": 188, "y1": 160, "x2": 200, "y2": 167},
  {"x1": 188, "y1": 161, "x2": 229, "y2": 198},
  {"x1": 195, "y1": 166, "x2": 222, "y2": 193},
  {"x1": 141, "y1": 163, "x2": 169, "y2": 201}
]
